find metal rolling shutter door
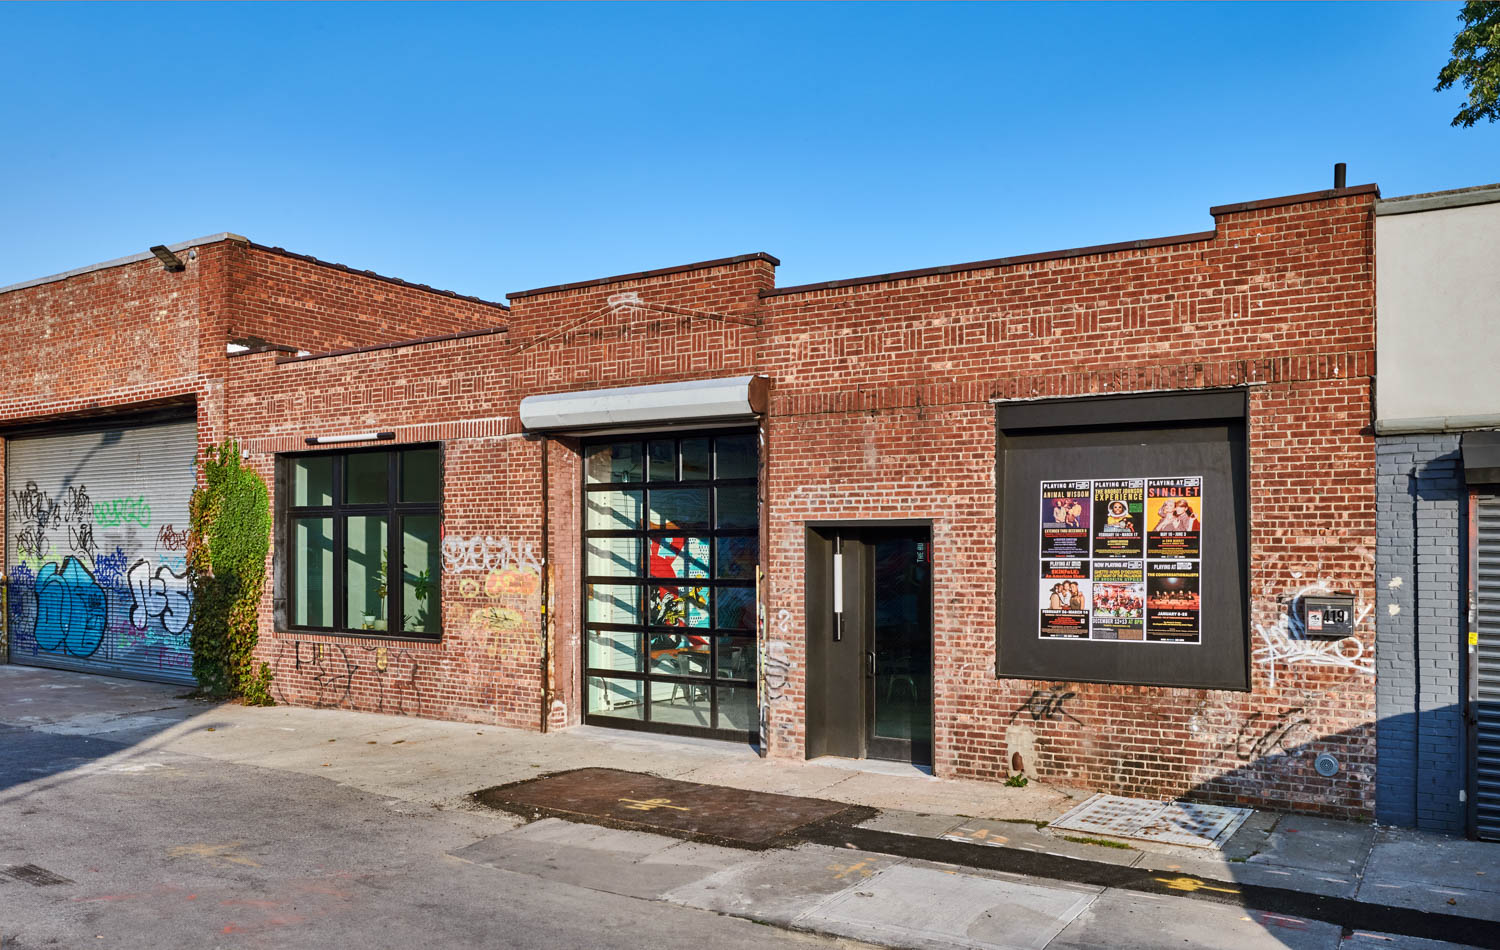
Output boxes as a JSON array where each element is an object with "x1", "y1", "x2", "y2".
[
  {"x1": 6, "y1": 420, "x2": 198, "y2": 685},
  {"x1": 1476, "y1": 493, "x2": 1500, "y2": 840}
]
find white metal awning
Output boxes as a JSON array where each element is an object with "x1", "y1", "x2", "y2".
[{"x1": 519, "y1": 375, "x2": 769, "y2": 433}]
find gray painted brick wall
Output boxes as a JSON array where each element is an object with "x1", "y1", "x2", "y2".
[{"x1": 1375, "y1": 434, "x2": 1466, "y2": 833}]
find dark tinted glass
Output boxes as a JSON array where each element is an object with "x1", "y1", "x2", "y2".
[
  {"x1": 401, "y1": 448, "x2": 440, "y2": 503},
  {"x1": 346, "y1": 453, "x2": 388, "y2": 504}
]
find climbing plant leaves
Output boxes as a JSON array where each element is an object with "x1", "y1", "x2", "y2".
[{"x1": 188, "y1": 440, "x2": 273, "y2": 703}]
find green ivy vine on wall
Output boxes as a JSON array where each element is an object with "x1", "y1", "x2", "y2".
[{"x1": 188, "y1": 439, "x2": 274, "y2": 704}]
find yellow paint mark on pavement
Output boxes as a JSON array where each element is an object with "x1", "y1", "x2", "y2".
[
  {"x1": 618, "y1": 798, "x2": 689, "y2": 812},
  {"x1": 1154, "y1": 875, "x2": 1238, "y2": 895},
  {"x1": 827, "y1": 860, "x2": 876, "y2": 880},
  {"x1": 167, "y1": 842, "x2": 262, "y2": 868}
]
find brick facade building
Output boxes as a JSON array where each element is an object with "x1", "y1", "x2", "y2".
[{"x1": 4, "y1": 183, "x2": 1385, "y2": 820}]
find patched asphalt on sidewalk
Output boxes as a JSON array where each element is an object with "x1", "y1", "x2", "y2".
[
  {"x1": 473, "y1": 768, "x2": 1500, "y2": 949},
  {"x1": 471, "y1": 767, "x2": 874, "y2": 848}
]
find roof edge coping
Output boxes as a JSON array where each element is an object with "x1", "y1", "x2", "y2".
[
  {"x1": 761, "y1": 230, "x2": 1217, "y2": 299},
  {"x1": 1375, "y1": 183, "x2": 1500, "y2": 216},
  {"x1": 508, "y1": 252, "x2": 781, "y2": 301},
  {"x1": 1208, "y1": 183, "x2": 1380, "y2": 217},
  {"x1": 0, "y1": 233, "x2": 248, "y2": 297}
]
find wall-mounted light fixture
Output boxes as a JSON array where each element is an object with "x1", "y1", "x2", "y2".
[
  {"x1": 149, "y1": 245, "x2": 186, "y2": 272},
  {"x1": 303, "y1": 432, "x2": 395, "y2": 446},
  {"x1": 832, "y1": 536, "x2": 845, "y2": 641}
]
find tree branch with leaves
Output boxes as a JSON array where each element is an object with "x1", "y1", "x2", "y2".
[{"x1": 1437, "y1": 1, "x2": 1500, "y2": 127}]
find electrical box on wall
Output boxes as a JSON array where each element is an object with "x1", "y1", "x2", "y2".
[{"x1": 1300, "y1": 593, "x2": 1356, "y2": 639}]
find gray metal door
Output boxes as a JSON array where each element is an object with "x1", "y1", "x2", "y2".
[
  {"x1": 1475, "y1": 492, "x2": 1500, "y2": 840},
  {"x1": 6, "y1": 420, "x2": 198, "y2": 685},
  {"x1": 804, "y1": 526, "x2": 932, "y2": 766}
]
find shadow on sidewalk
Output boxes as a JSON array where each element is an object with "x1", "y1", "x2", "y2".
[{"x1": 0, "y1": 666, "x2": 228, "y2": 803}]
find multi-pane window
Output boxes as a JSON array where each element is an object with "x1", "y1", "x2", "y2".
[
  {"x1": 285, "y1": 446, "x2": 442, "y2": 637},
  {"x1": 583, "y1": 431, "x2": 759, "y2": 738}
]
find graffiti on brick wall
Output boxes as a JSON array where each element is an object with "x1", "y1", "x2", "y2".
[
  {"x1": 445, "y1": 534, "x2": 543, "y2": 664},
  {"x1": 460, "y1": 562, "x2": 541, "y2": 663},
  {"x1": 1234, "y1": 707, "x2": 1314, "y2": 762},
  {"x1": 1253, "y1": 578, "x2": 1373, "y2": 687},
  {"x1": 1008, "y1": 685, "x2": 1083, "y2": 725},
  {"x1": 7, "y1": 480, "x2": 193, "y2": 674},
  {"x1": 763, "y1": 617, "x2": 796, "y2": 705},
  {"x1": 442, "y1": 534, "x2": 541, "y2": 576},
  {"x1": 271, "y1": 640, "x2": 424, "y2": 715}
]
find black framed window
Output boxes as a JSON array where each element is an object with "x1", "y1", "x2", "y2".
[
  {"x1": 582, "y1": 430, "x2": 759, "y2": 740},
  {"x1": 283, "y1": 445, "x2": 442, "y2": 638}
]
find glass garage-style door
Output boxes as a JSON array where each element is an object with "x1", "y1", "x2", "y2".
[{"x1": 582, "y1": 431, "x2": 759, "y2": 740}]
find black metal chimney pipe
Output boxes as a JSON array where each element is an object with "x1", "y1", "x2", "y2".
[{"x1": 1334, "y1": 163, "x2": 1347, "y2": 190}]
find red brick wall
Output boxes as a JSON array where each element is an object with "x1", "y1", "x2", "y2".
[
  {"x1": 220, "y1": 256, "x2": 774, "y2": 727},
  {"x1": 228, "y1": 244, "x2": 506, "y2": 354},
  {"x1": 756, "y1": 192, "x2": 1376, "y2": 816},
  {"x1": 0, "y1": 251, "x2": 207, "y2": 427},
  {"x1": 215, "y1": 190, "x2": 1376, "y2": 817}
]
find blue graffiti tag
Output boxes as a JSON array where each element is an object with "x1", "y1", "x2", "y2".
[
  {"x1": 34, "y1": 557, "x2": 109, "y2": 658},
  {"x1": 93, "y1": 546, "x2": 128, "y2": 589},
  {"x1": 7, "y1": 564, "x2": 38, "y2": 652}
]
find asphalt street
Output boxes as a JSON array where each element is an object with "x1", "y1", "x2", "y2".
[
  {"x1": 0, "y1": 723, "x2": 863, "y2": 950},
  {"x1": 0, "y1": 666, "x2": 1487, "y2": 950}
]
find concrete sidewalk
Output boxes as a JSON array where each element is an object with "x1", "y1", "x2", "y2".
[{"x1": 5, "y1": 664, "x2": 1498, "y2": 947}]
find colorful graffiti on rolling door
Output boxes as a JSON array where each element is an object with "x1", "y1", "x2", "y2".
[{"x1": 5, "y1": 424, "x2": 199, "y2": 683}]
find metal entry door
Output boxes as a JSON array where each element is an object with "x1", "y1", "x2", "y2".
[
  {"x1": 1474, "y1": 492, "x2": 1500, "y2": 839},
  {"x1": 805, "y1": 526, "x2": 933, "y2": 766},
  {"x1": 5, "y1": 420, "x2": 198, "y2": 685}
]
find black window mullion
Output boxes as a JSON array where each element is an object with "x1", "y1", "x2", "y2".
[
  {"x1": 333, "y1": 455, "x2": 347, "y2": 631},
  {"x1": 387, "y1": 451, "x2": 398, "y2": 634},
  {"x1": 707, "y1": 467, "x2": 718, "y2": 730},
  {"x1": 388, "y1": 514, "x2": 400, "y2": 636},
  {"x1": 288, "y1": 508, "x2": 299, "y2": 628}
]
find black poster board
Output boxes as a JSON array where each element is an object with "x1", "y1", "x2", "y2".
[{"x1": 994, "y1": 391, "x2": 1250, "y2": 690}]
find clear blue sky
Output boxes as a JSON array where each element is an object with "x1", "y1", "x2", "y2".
[{"x1": 1, "y1": 2, "x2": 1494, "y2": 298}]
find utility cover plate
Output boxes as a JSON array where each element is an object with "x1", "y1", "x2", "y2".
[{"x1": 1048, "y1": 793, "x2": 1251, "y2": 849}]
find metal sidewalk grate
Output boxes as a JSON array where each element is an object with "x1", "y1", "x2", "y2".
[{"x1": 1048, "y1": 793, "x2": 1251, "y2": 849}]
